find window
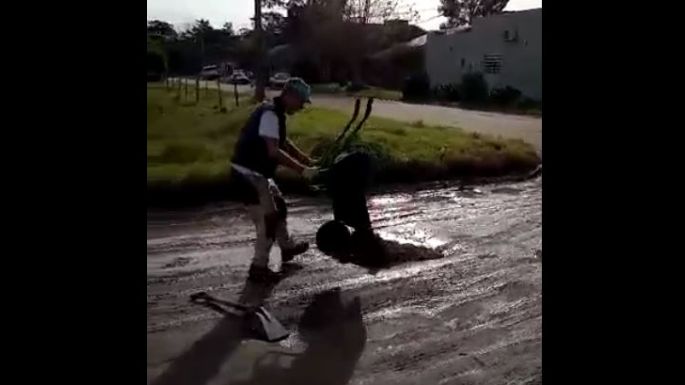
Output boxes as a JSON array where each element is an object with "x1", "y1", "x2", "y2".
[{"x1": 482, "y1": 54, "x2": 503, "y2": 74}]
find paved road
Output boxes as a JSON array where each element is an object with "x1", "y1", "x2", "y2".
[
  {"x1": 147, "y1": 178, "x2": 542, "y2": 385},
  {"x1": 190, "y1": 80, "x2": 542, "y2": 153}
]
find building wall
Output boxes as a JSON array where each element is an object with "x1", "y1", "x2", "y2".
[{"x1": 425, "y1": 9, "x2": 542, "y2": 100}]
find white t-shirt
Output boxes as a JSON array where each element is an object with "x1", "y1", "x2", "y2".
[{"x1": 258, "y1": 110, "x2": 280, "y2": 140}]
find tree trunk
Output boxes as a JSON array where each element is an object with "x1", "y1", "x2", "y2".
[{"x1": 254, "y1": 0, "x2": 266, "y2": 101}]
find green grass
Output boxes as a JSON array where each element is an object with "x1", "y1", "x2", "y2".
[
  {"x1": 147, "y1": 84, "x2": 540, "y2": 203},
  {"x1": 147, "y1": 84, "x2": 253, "y2": 188}
]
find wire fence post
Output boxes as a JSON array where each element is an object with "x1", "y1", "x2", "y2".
[
  {"x1": 195, "y1": 77, "x2": 200, "y2": 103},
  {"x1": 217, "y1": 78, "x2": 223, "y2": 110}
]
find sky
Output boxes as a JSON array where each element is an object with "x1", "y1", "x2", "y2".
[{"x1": 147, "y1": 0, "x2": 542, "y2": 32}]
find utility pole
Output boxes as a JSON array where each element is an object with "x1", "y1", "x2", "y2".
[{"x1": 254, "y1": 0, "x2": 266, "y2": 101}]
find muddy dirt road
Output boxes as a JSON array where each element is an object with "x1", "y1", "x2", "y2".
[{"x1": 147, "y1": 178, "x2": 541, "y2": 385}]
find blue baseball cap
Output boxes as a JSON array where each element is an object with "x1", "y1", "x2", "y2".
[{"x1": 283, "y1": 77, "x2": 311, "y2": 103}]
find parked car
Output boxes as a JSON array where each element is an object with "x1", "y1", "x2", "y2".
[
  {"x1": 269, "y1": 72, "x2": 291, "y2": 89},
  {"x1": 199, "y1": 65, "x2": 220, "y2": 80},
  {"x1": 228, "y1": 71, "x2": 251, "y2": 85}
]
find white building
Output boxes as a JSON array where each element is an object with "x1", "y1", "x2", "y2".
[{"x1": 425, "y1": 8, "x2": 542, "y2": 100}]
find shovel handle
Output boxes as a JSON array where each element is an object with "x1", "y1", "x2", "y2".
[
  {"x1": 350, "y1": 98, "x2": 374, "y2": 138},
  {"x1": 333, "y1": 98, "x2": 361, "y2": 145},
  {"x1": 190, "y1": 292, "x2": 251, "y2": 311}
]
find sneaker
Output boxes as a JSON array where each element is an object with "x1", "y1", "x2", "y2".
[
  {"x1": 248, "y1": 265, "x2": 282, "y2": 283},
  {"x1": 281, "y1": 241, "x2": 310, "y2": 263}
]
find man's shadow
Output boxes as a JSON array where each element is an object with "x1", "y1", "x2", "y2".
[
  {"x1": 233, "y1": 287, "x2": 367, "y2": 385},
  {"x1": 151, "y1": 264, "x2": 302, "y2": 385},
  {"x1": 151, "y1": 266, "x2": 368, "y2": 385}
]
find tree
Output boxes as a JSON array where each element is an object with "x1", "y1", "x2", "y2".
[
  {"x1": 147, "y1": 20, "x2": 177, "y2": 41},
  {"x1": 262, "y1": 12, "x2": 287, "y2": 35},
  {"x1": 255, "y1": 0, "x2": 417, "y2": 83},
  {"x1": 222, "y1": 22, "x2": 235, "y2": 36},
  {"x1": 438, "y1": 0, "x2": 509, "y2": 28},
  {"x1": 187, "y1": 19, "x2": 213, "y2": 40},
  {"x1": 147, "y1": 21, "x2": 175, "y2": 77},
  {"x1": 147, "y1": 36, "x2": 168, "y2": 78},
  {"x1": 254, "y1": 0, "x2": 266, "y2": 101},
  {"x1": 343, "y1": 0, "x2": 414, "y2": 24}
]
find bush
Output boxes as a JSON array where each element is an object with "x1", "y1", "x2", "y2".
[
  {"x1": 345, "y1": 82, "x2": 370, "y2": 92},
  {"x1": 310, "y1": 132, "x2": 392, "y2": 170},
  {"x1": 517, "y1": 96, "x2": 541, "y2": 110},
  {"x1": 433, "y1": 83, "x2": 461, "y2": 102},
  {"x1": 460, "y1": 72, "x2": 489, "y2": 104},
  {"x1": 490, "y1": 86, "x2": 522, "y2": 106},
  {"x1": 402, "y1": 72, "x2": 430, "y2": 101},
  {"x1": 311, "y1": 83, "x2": 343, "y2": 93}
]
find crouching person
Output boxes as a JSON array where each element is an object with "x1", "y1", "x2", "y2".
[{"x1": 230, "y1": 78, "x2": 319, "y2": 282}]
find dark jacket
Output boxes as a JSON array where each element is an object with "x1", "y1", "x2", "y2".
[{"x1": 231, "y1": 96, "x2": 287, "y2": 178}]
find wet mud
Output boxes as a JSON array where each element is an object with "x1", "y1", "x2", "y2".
[{"x1": 148, "y1": 177, "x2": 542, "y2": 385}]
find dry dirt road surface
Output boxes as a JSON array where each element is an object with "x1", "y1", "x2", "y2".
[
  {"x1": 192, "y1": 81, "x2": 542, "y2": 153},
  {"x1": 147, "y1": 178, "x2": 542, "y2": 385}
]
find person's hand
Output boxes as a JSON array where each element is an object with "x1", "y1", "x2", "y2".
[{"x1": 302, "y1": 167, "x2": 320, "y2": 181}]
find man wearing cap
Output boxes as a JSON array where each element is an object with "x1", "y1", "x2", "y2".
[{"x1": 230, "y1": 77, "x2": 319, "y2": 282}]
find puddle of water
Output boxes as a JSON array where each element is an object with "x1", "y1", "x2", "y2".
[
  {"x1": 377, "y1": 225, "x2": 447, "y2": 249},
  {"x1": 369, "y1": 194, "x2": 413, "y2": 207}
]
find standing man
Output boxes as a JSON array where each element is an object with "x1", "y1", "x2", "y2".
[{"x1": 230, "y1": 78, "x2": 319, "y2": 282}]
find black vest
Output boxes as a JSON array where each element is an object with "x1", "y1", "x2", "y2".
[{"x1": 231, "y1": 97, "x2": 287, "y2": 178}]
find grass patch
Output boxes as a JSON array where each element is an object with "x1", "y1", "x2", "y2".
[{"x1": 147, "y1": 85, "x2": 540, "y2": 205}]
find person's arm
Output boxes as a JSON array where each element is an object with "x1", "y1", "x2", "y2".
[
  {"x1": 265, "y1": 139, "x2": 307, "y2": 173},
  {"x1": 259, "y1": 111, "x2": 314, "y2": 175},
  {"x1": 284, "y1": 138, "x2": 314, "y2": 166}
]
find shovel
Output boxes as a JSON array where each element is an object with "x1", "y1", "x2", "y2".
[
  {"x1": 312, "y1": 97, "x2": 375, "y2": 190},
  {"x1": 189, "y1": 291, "x2": 289, "y2": 343}
]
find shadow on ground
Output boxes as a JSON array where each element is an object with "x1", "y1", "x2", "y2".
[
  {"x1": 234, "y1": 287, "x2": 367, "y2": 385},
  {"x1": 151, "y1": 273, "x2": 285, "y2": 385},
  {"x1": 329, "y1": 236, "x2": 445, "y2": 274},
  {"x1": 152, "y1": 273, "x2": 367, "y2": 385}
]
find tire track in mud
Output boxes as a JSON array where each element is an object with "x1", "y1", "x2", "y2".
[{"x1": 147, "y1": 179, "x2": 541, "y2": 384}]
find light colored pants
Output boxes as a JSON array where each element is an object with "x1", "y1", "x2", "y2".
[{"x1": 242, "y1": 172, "x2": 294, "y2": 268}]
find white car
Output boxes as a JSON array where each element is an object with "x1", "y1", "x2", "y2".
[
  {"x1": 228, "y1": 71, "x2": 251, "y2": 85},
  {"x1": 199, "y1": 65, "x2": 220, "y2": 80},
  {"x1": 269, "y1": 72, "x2": 291, "y2": 89}
]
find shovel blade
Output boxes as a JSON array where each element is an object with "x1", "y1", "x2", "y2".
[{"x1": 248, "y1": 307, "x2": 290, "y2": 343}]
